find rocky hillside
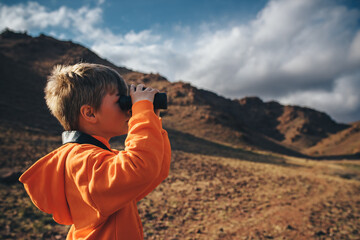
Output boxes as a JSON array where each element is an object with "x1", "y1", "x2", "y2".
[
  {"x1": 0, "y1": 29, "x2": 358, "y2": 158},
  {"x1": 305, "y1": 121, "x2": 360, "y2": 156}
]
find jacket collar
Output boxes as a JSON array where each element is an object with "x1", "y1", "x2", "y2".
[{"x1": 62, "y1": 131, "x2": 111, "y2": 152}]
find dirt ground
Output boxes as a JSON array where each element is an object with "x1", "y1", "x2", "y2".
[
  {"x1": 137, "y1": 151, "x2": 360, "y2": 240},
  {"x1": 1, "y1": 127, "x2": 360, "y2": 239}
]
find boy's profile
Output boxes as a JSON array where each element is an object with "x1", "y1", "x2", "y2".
[{"x1": 19, "y1": 63, "x2": 171, "y2": 239}]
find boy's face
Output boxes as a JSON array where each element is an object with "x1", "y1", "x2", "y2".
[{"x1": 95, "y1": 91, "x2": 131, "y2": 139}]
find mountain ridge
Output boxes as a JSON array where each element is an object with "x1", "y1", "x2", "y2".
[{"x1": 0, "y1": 29, "x2": 358, "y2": 158}]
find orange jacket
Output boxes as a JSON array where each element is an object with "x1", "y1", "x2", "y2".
[{"x1": 19, "y1": 100, "x2": 171, "y2": 239}]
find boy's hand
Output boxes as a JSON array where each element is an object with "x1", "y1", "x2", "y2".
[{"x1": 130, "y1": 84, "x2": 160, "y2": 115}]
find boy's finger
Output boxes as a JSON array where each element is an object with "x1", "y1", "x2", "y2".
[
  {"x1": 144, "y1": 87, "x2": 153, "y2": 92},
  {"x1": 136, "y1": 84, "x2": 144, "y2": 92},
  {"x1": 129, "y1": 84, "x2": 135, "y2": 93},
  {"x1": 145, "y1": 87, "x2": 158, "y2": 92}
]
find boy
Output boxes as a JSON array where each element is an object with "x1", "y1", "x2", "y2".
[{"x1": 19, "y1": 63, "x2": 171, "y2": 239}]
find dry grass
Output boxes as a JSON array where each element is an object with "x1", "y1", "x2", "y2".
[
  {"x1": 138, "y1": 151, "x2": 360, "y2": 239},
  {"x1": 1, "y1": 127, "x2": 360, "y2": 239}
]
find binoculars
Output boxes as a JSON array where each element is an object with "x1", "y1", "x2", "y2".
[{"x1": 118, "y1": 92, "x2": 168, "y2": 111}]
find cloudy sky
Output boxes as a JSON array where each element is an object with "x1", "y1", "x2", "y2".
[{"x1": 1, "y1": 0, "x2": 360, "y2": 123}]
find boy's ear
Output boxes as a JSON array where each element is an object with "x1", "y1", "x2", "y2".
[{"x1": 80, "y1": 105, "x2": 97, "y2": 123}]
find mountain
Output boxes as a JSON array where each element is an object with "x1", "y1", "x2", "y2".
[
  {"x1": 0, "y1": 29, "x2": 358, "y2": 158},
  {"x1": 305, "y1": 121, "x2": 360, "y2": 156}
]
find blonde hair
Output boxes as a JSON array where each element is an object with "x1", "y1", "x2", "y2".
[{"x1": 45, "y1": 63, "x2": 128, "y2": 130}]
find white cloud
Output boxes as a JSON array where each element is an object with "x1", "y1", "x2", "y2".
[
  {"x1": 279, "y1": 71, "x2": 360, "y2": 123},
  {"x1": 0, "y1": 2, "x2": 103, "y2": 42},
  {"x1": 349, "y1": 30, "x2": 360, "y2": 63},
  {"x1": 1, "y1": 0, "x2": 360, "y2": 122},
  {"x1": 98, "y1": 0, "x2": 106, "y2": 5},
  {"x1": 171, "y1": 0, "x2": 360, "y2": 123},
  {"x1": 181, "y1": 0, "x2": 360, "y2": 94}
]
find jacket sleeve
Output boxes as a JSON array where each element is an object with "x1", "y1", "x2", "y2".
[
  {"x1": 135, "y1": 123, "x2": 171, "y2": 202},
  {"x1": 84, "y1": 100, "x2": 165, "y2": 216}
]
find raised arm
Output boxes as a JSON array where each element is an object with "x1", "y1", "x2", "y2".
[{"x1": 83, "y1": 100, "x2": 165, "y2": 216}]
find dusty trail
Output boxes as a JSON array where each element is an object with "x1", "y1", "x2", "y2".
[{"x1": 233, "y1": 174, "x2": 346, "y2": 239}]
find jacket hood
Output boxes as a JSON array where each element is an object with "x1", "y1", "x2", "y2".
[{"x1": 19, "y1": 145, "x2": 72, "y2": 225}]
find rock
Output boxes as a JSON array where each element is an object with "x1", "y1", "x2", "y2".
[
  {"x1": 287, "y1": 225, "x2": 296, "y2": 230},
  {"x1": 315, "y1": 230, "x2": 326, "y2": 236},
  {"x1": 0, "y1": 168, "x2": 22, "y2": 184}
]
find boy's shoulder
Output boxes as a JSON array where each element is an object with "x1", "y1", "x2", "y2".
[{"x1": 64, "y1": 143, "x2": 116, "y2": 166}]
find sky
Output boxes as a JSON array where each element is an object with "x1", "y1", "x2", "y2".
[{"x1": 1, "y1": 0, "x2": 360, "y2": 123}]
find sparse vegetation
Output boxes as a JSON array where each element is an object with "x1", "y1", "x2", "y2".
[{"x1": 1, "y1": 127, "x2": 359, "y2": 239}]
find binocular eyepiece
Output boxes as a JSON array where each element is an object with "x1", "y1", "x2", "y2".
[{"x1": 118, "y1": 92, "x2": 168, "y2": 111}]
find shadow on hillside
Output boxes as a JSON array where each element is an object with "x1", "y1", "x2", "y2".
[
  {"x1": 165, "y1": 128, "x2": 297, "y2": 166},
  {"x1": 311, "y1": 154, "x2": 360, "y2": 160},
  {"x1": 166, "y1": 128, "x2": 360, "y2": 164}
]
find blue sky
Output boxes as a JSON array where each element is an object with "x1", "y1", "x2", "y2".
[
  {"x1": 1, "y1": 0, "x2": 360, "y2": 123},
  {"x1": 1, "y1": 0, "x2": 269, "y2": 35}
]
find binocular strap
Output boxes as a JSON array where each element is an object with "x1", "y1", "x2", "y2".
[{"x1": 62, "y1": 131, "x2": 111, "y2": 152}]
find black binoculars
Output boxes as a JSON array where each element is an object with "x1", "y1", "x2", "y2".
[{"x1": 118, "y1": 92, "x2": 168, "y2": 111}]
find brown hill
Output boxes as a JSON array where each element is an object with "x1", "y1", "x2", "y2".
[
  {"x1": 305, "y1": 121, "x2": 360, "y2": 156},
  {"x1": 0, "y1": 29, "x2": 358, "y2": 158},
  {"x1": 236, "y1": 97, "x2": 349, "y2": 150}
]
